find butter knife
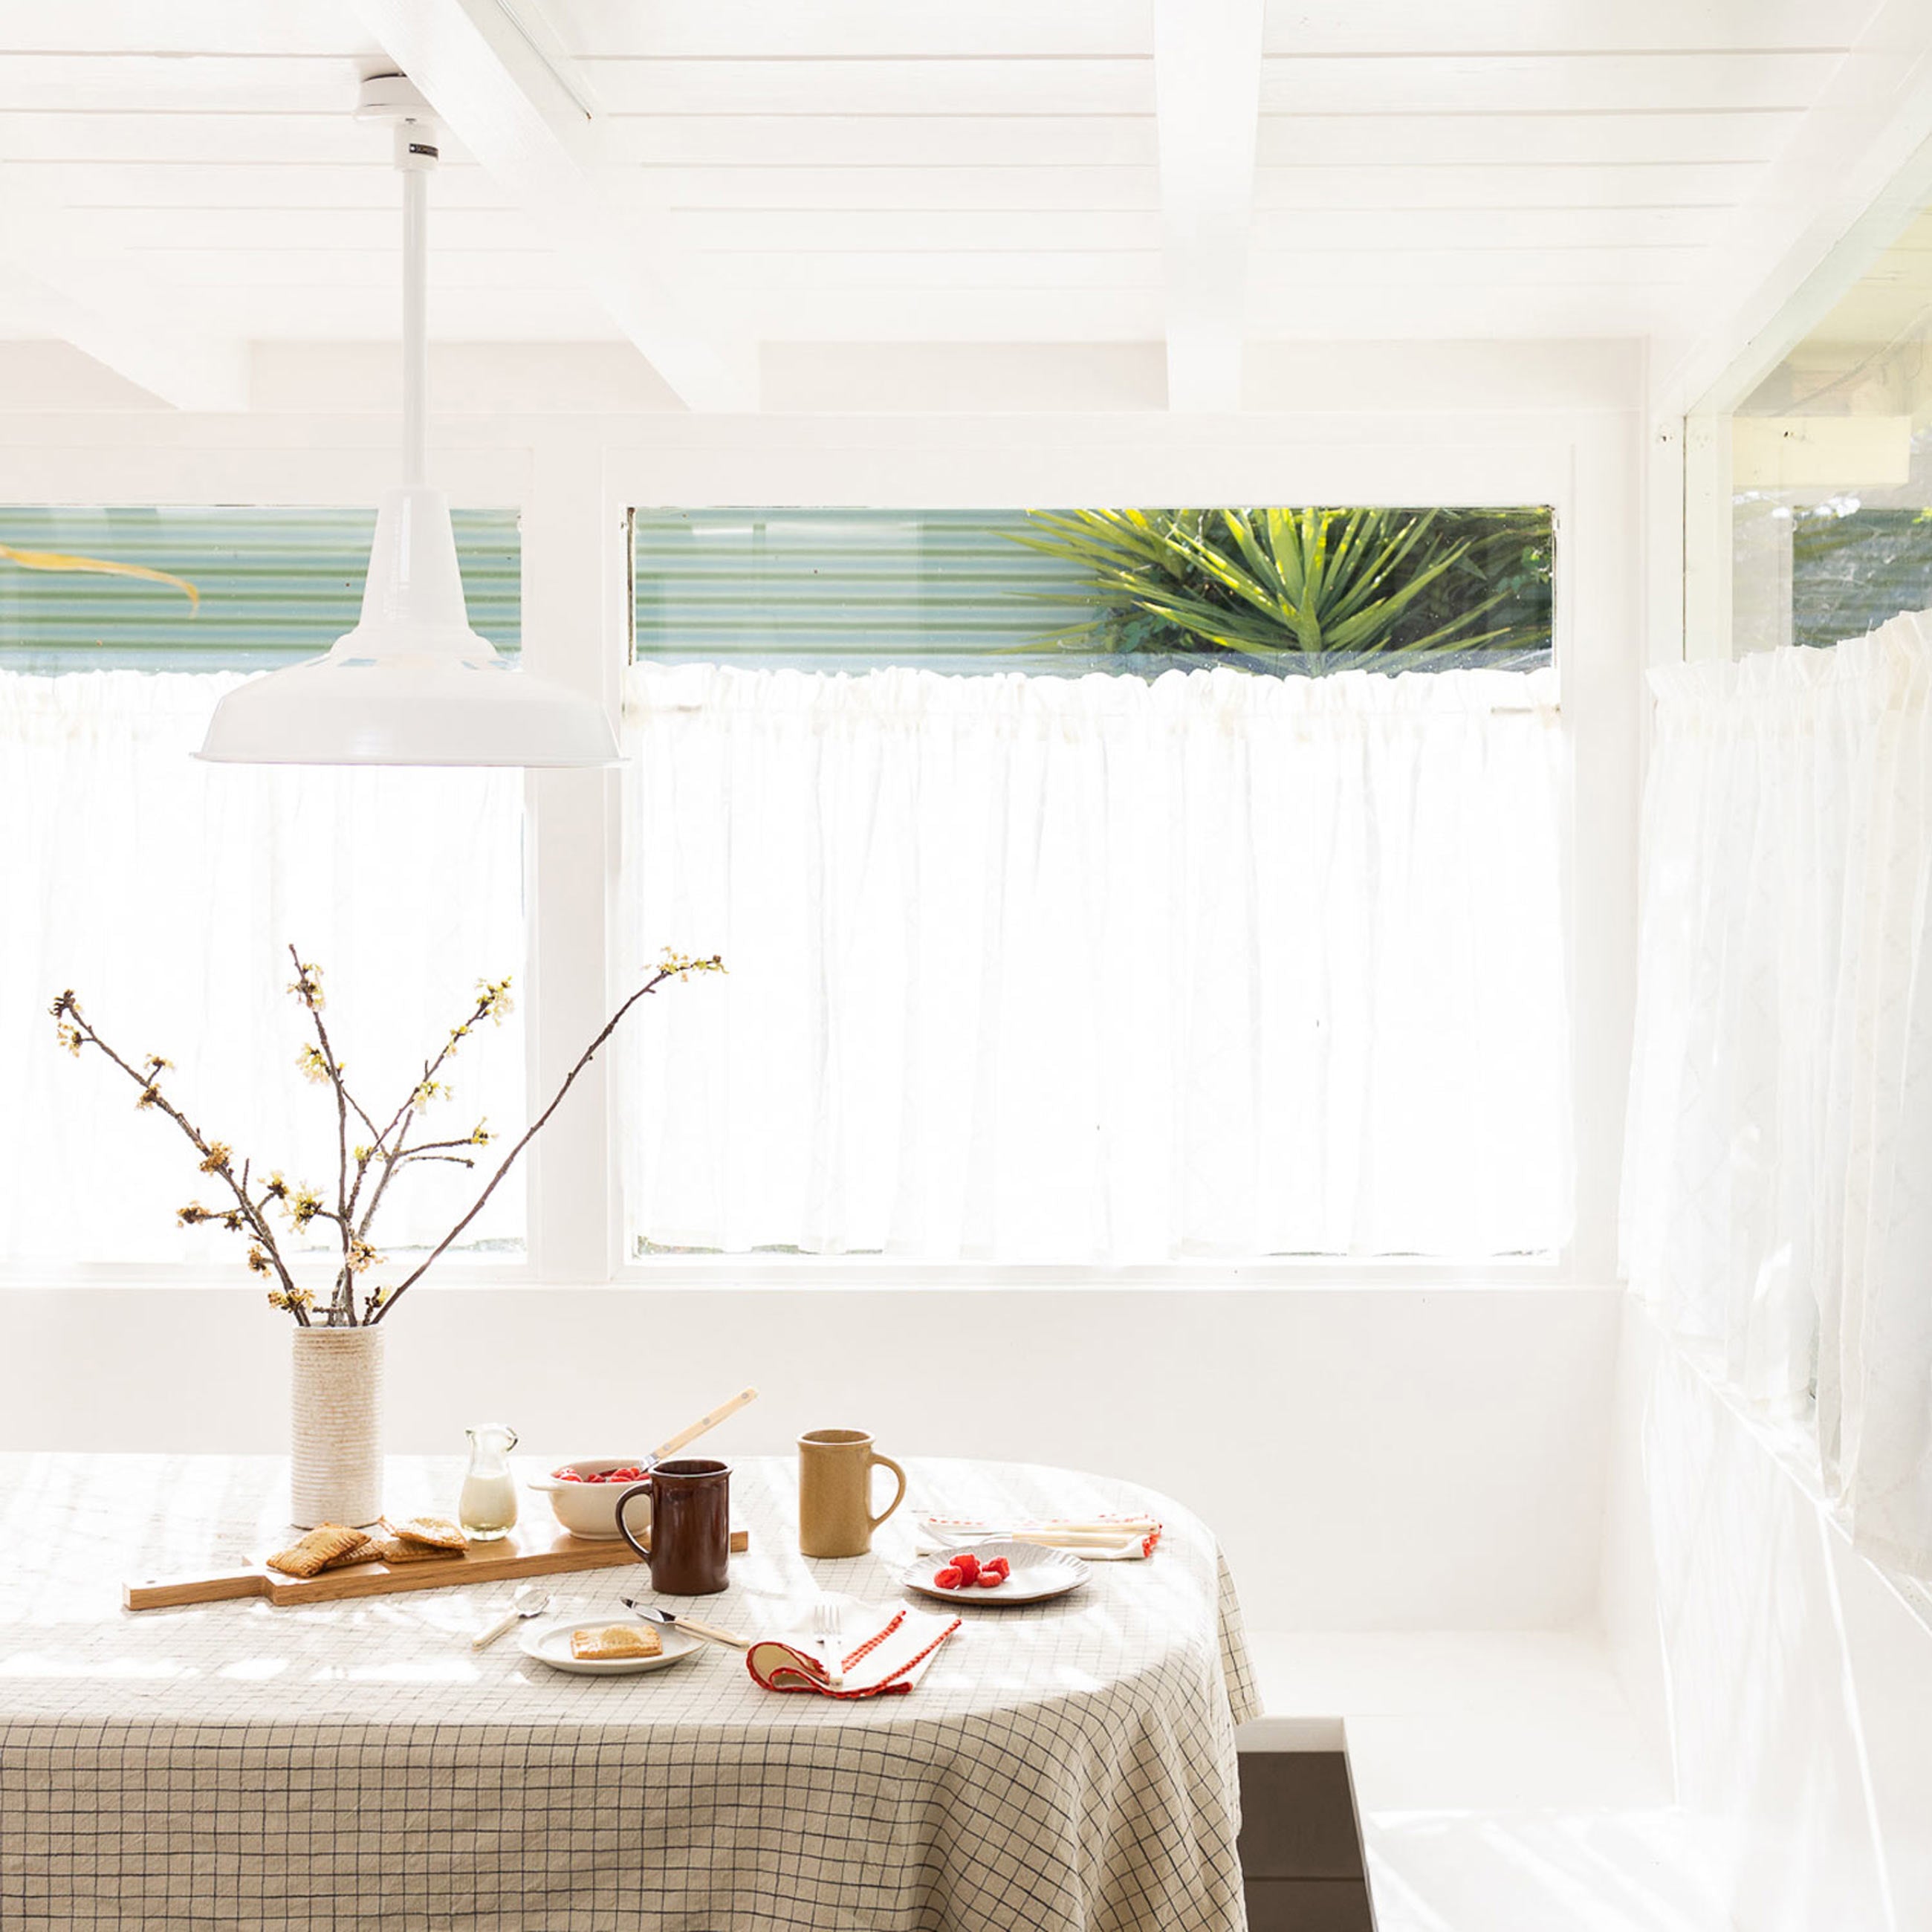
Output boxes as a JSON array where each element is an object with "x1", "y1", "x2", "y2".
[{"x1": 620, "y1": 1598, "x2": 750, "y2": 1650}]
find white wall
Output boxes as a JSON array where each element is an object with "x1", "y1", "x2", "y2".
[
  {"x1": 0, "y1": 333, "x2": 1647, "y2": 1638},
  {"x1": 0, "y1": 1282, "x2": 1621, "y2": 1632},
  {"x1": 1604, "y1": 1300, "x2": 1932, "y2": 1928}
]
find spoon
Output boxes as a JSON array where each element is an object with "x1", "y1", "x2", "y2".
[{"x1": 471, "y1": 1583, "x2": 551, "y2": 1651}]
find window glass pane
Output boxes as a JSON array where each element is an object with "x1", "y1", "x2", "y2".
[
  {"x1": 0, "y1": 505, "x2": 519, "y2": 672},
  {"x1": 1725, "y1": 206, "x2": 1932, "y2": 655},
  {"x1": 633, "y1": 506, "x2": 1554, "y2": 676},
  {"x1": 0, "y1": 510, "x2": 526, "y2": 1274},
  {"x1": 619, "y1": 504, "x2": 1569, "y2": 1263}
]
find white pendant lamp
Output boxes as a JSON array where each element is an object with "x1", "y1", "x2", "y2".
[{"x1": 197, "y1": 77, "x2": 618, "y2": 768}]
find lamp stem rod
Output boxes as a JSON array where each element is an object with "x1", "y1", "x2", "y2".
[{"x1": 400, "y1": 143, "x2": 429, "y2": 489}]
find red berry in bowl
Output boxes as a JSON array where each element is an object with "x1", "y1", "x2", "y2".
[
  {"x1": 933, "y1": 1565, "x2": 964, "y2": 1590},
  {"x1": 976, "y1": 1568, "x2": 1002, "y2": 1588},
  {"x1": 950, "y1": 1551, "x2": 980, "y2": 1584}
]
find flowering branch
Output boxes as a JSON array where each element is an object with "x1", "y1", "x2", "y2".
[
  {"x1": 49, "y1": 991, "x2": 311, "y2": 1322},
  {"x1": 366, "y1": 953, "x2": 724, "y2": 1323},
  {"x1": 51, "y1": 947, "x2": 723, "y2": 1326}
]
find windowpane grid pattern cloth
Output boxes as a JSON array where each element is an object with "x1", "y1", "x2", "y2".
[
  {"x1": 620, "y1": 661, "x2": 1569, "y2": 1261},
  {"x1": 1622, "y1": 615, "x2": 1932, "y2": 1575},
  {"x1": 0, "y1": 670, "x2": 526, "y2": 1263},
  {"x1": 0, "y1": 1453, "x2": 1257, "y2": 1931}
]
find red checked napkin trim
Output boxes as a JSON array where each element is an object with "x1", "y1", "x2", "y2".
[{"x1": 746, "y1": 1606, "x2": 962, "y2": 1700}]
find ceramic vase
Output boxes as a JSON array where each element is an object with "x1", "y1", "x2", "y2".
[{"x1": 289, "y1": 1324, "x2": 385, "y2": 1527}]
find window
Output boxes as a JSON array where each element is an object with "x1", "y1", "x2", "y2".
[
  {"x1": 0, "y1": 507, "x2": 527, "y2": 1270},
  {"x1": 632, "y1": 505, "x2": 1555, "y2": 676},
  {"x1": 0, "y1": 505, "x2": 519, "y2": 671},
  {"x1": 617, "y1": 505, "x2": 1569, "y2": 1263},
  {"x1": 1710, "y1": 201, "x2": 1932, "y2": 659}
]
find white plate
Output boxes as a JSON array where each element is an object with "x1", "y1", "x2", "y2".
[
  {"x1": 903, "y1": 1537, "x2": 1090, "y2": 1607},
  {"x1": 518, "y1": 1617, "x2": 702, "y2": 1676}
]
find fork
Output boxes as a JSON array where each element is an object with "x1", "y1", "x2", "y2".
[{"x1": 812, "y1": 1597, "x2": 845, "y2": 1689}]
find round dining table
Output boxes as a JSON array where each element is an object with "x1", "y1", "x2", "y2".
[{"x1": 0, "y1": 1450, "x2": 1259, "y2": 1931}]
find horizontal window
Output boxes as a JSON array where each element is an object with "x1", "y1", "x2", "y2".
[
  {"x1": 0, "y1": 505, "x2": 519, "y2": 673},
  {"x1": 632, "y1": 506, "x2": 1554, "y2": 677}
]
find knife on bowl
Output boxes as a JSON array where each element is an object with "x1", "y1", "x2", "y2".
[{"x1": 620, "y1": 1597, "x2": 750, "y2": 1650}]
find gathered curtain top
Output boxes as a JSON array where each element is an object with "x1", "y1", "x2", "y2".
[
  {"x1": 1651, "y1": 611, "x2": 1932, "y2": 715},
  {"x1": 623, "y1": 659, "x2": 1557, "y2": 729}
]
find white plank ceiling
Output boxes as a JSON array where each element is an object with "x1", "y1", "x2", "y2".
[{"x1": 0, "y1": 0, "x2": 1919, "y2": 407}]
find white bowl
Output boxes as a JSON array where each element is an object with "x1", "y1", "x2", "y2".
[{"x1": 528, "y1": 1459, "x2": 653, "y2": 1541}]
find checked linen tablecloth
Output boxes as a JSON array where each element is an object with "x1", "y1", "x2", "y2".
[{"x1": 1, "y1": 1451, "x2": 1260, "y2": 1931}]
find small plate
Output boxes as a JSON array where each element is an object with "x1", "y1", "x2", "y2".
[
  {"x1": 518, "y1": 1617, "x2": 702, "y2": 1676},
  {"x1": 904, "y1": 1537, "x2": 1090, "y2": 1607}
]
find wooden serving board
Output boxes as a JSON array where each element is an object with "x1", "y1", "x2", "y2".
[{"x1": 125, "y1": 1524, "x2": 750, "y2": 1612}]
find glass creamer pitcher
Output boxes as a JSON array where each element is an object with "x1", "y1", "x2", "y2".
[{"x1": 460, "y1": 1422, "x2": 519, "y2": 1541}]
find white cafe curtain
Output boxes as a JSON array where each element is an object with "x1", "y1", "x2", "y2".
[
  {"x1": 1623, "y1": 616, "x2": 1932, "y2": 1573},
  {"x1": 0, "y1": 671, "x2": 526, "y2": 1270},
  {"x1": 620, "y1": 661, "x2": 1570, "y2": 1263}
]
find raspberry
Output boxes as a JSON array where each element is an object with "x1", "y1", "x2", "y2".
[
  {"x1": 933, "y1": 1565, "x2": 964, "y2": 1590},
  {"x1": 950, "y1": 1551, "x2": 980, "y2": 1584},
  {"x1": 982, "y1": 1557, "x2": 1011, "y2": 1581},
  {"x1": 976, "y1": 1568, "x2": 1002, "y2": 1587}
]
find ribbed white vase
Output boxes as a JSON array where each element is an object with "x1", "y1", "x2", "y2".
[{"x1": 289, "y1": 1325, "x2": 385, "y2": 1528}]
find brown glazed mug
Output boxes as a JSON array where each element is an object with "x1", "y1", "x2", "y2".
[
  {"x1": 798, "y1": 1428, "x2": 907, "y2": 1558},
  {"x1": 617, "y1": 1458, "x2": 731, "y2": 1595}
]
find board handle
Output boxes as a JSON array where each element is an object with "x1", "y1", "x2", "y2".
[{"x1": 125, "y1": 1569, "x2": 273, "y2": 1612}]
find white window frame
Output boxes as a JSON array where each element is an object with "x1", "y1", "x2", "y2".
[
  {"x1": 600, "y1": 412, "x2": 1637, "y2": 1291},
  {"x1": 0, "y1": 406, "x2": 1638, "y2": 1293}
]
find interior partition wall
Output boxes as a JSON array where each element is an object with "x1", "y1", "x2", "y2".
[{"x1": 0, "y1": 372, "x2": 1643, "y2": 1636}]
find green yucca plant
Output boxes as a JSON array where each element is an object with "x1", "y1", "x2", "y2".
[{"x1": 1008, "y1": 506, "x2": 1550, "y2": 672}]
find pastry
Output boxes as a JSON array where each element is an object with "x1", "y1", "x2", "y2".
[
  {"x1": 320, "y1": 1534, "x2": 381, "y2": 1570},
  {"x1": 366, "y1": 1531, "x2": 461, "y2": 1565},
  {"x1": 569, "y1": 1624, "x2": 662, "y2": 1662},
  {"x1": 266, "y1": 1524, "x2": 367, "y2": 1578},
  {"x1": 390, "y1": 1515, "x2": 467, "y2": 1551}
]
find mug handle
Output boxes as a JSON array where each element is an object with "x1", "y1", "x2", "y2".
[
  {"x1": 868, "y1": 1453, "x2": 907, "y2": 1530},
  {"x1": 615, "y1": 1482, "x2": 654, "y2": 1570}
]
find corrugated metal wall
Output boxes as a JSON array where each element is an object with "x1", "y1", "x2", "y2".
[
  {"x1": 632, "y1": 507, "x2": 1095, "y2": 675},
  {"x1": 0, "y1": 506, "x2": 520, "y2": 672}
]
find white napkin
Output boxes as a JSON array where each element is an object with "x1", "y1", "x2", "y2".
[{"x1": 746, "y1": 1600, "x2": 961, "y2": 1699}]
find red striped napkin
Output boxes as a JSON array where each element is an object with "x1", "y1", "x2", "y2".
[{"x1": 746, "y1": 1604, "x2": 961, "y2": 1700}]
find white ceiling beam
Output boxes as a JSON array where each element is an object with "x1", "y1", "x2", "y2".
[
  {"x1": 0, "y1": 166, "x2": 248, "y2": 410},
  {"x1": 1154, "y1": 0, "x2": 1264, "y2": 412},
  {"x1": 349, "y1": 0, "x2": 758, "y2": 411}
]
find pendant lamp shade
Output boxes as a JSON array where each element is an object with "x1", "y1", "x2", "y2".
[
  {"x1": 196, "y1": 486, "x2": 619, "y2": 767},
  {"x1": 195, "y1": 77, "x2": 618, "y2": 769}
]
